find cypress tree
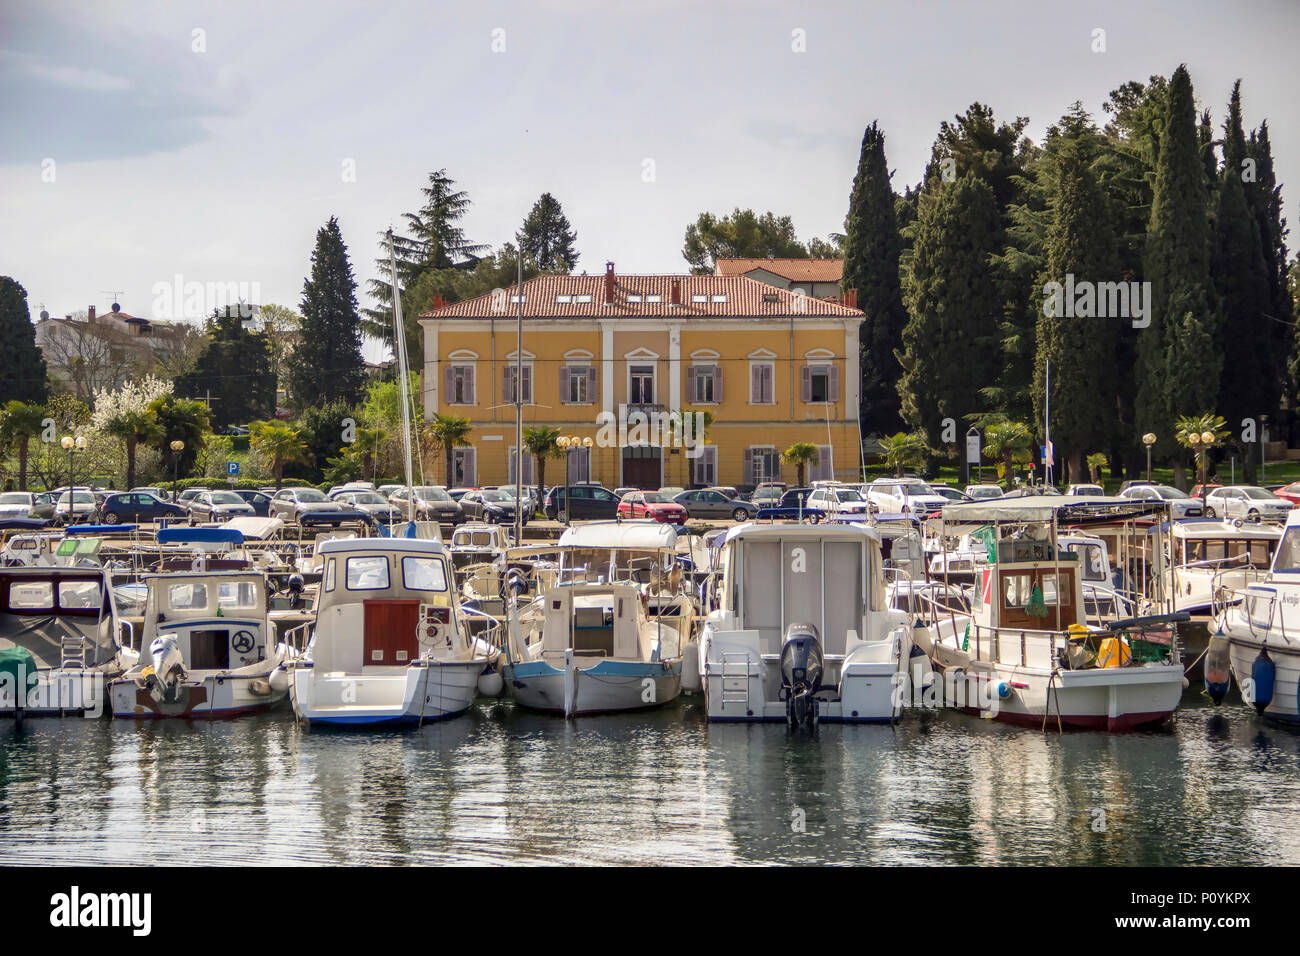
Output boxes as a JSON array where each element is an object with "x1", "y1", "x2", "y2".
[
  {"x1": 1034, "y1": 137, "x2": 1120, "y2": 483},
  {"x1": 0, "y1": 277, "x2": 48, "y2": 404},
  {"x1": 1134, "y1": 65, "x2": 1220, "y2": 486},
  {"x1": 1212, "y1": 82, "x2": 1274, "y2": 481},
  {"x1": 898, "y1": 173, "x2": 1004, "y2": 452},
  {"x1": 1243, "y1": 122, "x2": 1295, "y2": 398},
  {"x1": 841, "y1": 122, "x2": 907, "y2": 435},
  {"x1": 175, "y1": 308, "x2": 277, "y2": 428},
  {"x1": 291, "y1": 217, "x2": 366, "y2": 410}
]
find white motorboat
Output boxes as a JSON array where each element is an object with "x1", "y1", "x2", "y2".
[
  {"x1": 696, "y1": 522, "x2": 912, "y2": 725},
  {"x1": 0, "y1": 567, "x2": 135, "y2": 717},
  {"x1": 1150, "y1": 518, "x2": 1280, "y2": 614},
  {"x1": 108, "y1": 570, "x2": 294, "y2": 718},
  {"x1": 289, "y1": 537, "x2": 493, "y2": 728},
  {"x1": 922, "y1": 496, "x2": 1188, "y2": 731}
]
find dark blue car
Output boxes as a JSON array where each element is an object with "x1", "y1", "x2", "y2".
[
  {"x1": 97, "y1": 492, "x2": 187, "y2": 524},
  {"x1": 232, "y1": 489, "x2": 273, "y2": 516}
]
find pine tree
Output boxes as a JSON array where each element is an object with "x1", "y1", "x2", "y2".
[
  {"x1": 1134, "y1": 65, "x2": 1221, "y2": 487},
  {"x1": 840, "y1": 123, "x2": 907, "y2": 436},
  {"x1": 1034, "y1": 136, "x2": 1120, "y2": 482},
  {"x1": 363, "y1": 170, "x2": 487, "y2": 357},
  {"x1": 520, "y1": 193, "x2": 578, "y2": 273},
  {"x1": 0, "y1": 277, "x2": 48, "y2": 404},
  {"x1": 175, "y1": 308, "x2": 277, "y2": 428},
  {"x1": 1213, "y1": 81, "x2": 1274, "y2": 482},
  {"x1": 898, "y1": 173, "x2": 1004, "y2": 452},
  {"x1": 291, "y1": 217, "x2": 366, "y2": 409}
]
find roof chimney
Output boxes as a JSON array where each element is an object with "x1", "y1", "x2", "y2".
[
  {"x1": 87, "y1": 305, "x2": 96, "y2": 323},
  {"x1": 670, "y1": 280, "x2": 681, "y2": 306},
  {"x1": 845, "y1": 288, "x2": 858, "y2": 309},
  {"x1": 431, "y1": 293, "x2": 445, "y2": 310},
  {"x1": 604, "y1": 262, "x2": 615, "y2": 304}
]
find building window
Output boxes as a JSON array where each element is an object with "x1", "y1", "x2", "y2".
[
  {"x1": 749, "y1": 362, "x2": 774, "y2": 405},
  {"x1": 509, "y1": 447, "x2": 536, "y2": 485},
  {"x1": 630, "y1": 364, "x2": 655, "y2": 404},
  {"x1": 692, "y1": 446, "x2": 717, "y2": 487},
  {"x1": 451, "y1": 447, "x2": 476, "y2": 486},
  {"x1": 566, "y1": 446, "x2": 591, "y2": 483},
  {"x1": 746, "y1": 447, "x2": 781, "y2": 483},
  {"x1": 810, "y1": 445, "x2": 833, "y2": 482},
  {"x1": 502, "y1": 365, "x2": 532, "y2": 405},
  {"x1": 446, "y1": 365, "x2": 475, "y2": 405},
  {"x1": 801, "y1": 363, "x2": 839, "y2": 404},
  {"x1": 561, "y1": 366, "x2": 596, "y2": 405},
  {"x1": 688, "y1": 365, "x2": 720, "y2": 403}
]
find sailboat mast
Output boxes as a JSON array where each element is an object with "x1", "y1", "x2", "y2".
[
  {"x1": 387, "y1": 229, "x2": 416, "y2": 525},
  {"x1": 515, "y1": 240, "x2": 524, "y2": 545}
]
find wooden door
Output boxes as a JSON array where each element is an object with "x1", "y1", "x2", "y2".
[{"x1": 363, "y1": 599, "x2": 422, "y2": 665}]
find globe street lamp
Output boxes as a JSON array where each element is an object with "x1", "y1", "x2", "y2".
[
  {"x1": 1199, "y1": 431, "x2": 1216, "y2": 503},
  {"x1": 556, "y1": 436, "x2": 571, "y2": 524},
  {"x1": 1142, "y1": 432, "x2": 1156, "y2": 482},
  {"x1": 170, "y1": 440, "x2": 185, "y2": 500}
]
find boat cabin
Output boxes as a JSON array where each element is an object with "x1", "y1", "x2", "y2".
[
  {"x1": 0, "y1": 568, "x2": 121, "y2": 673},
  {"x1": 140, "y1": 572, "x2": 269, "y2": 672}
]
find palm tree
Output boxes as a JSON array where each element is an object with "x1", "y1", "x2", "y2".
[
  {"x1": 1086, "y1": 452, "x2": 1109, "y2": 485},
  {"x1": 0, "y1": 401, "x2": 48, "y2": 491},
  {"x1": 102, "y1": 409, "x2": 163, "y2": 490},
  {"x1": 350, "y1": 425, "x2": 388, "y2": 481},
  {"x1": 982, "y1": 419, "x2": 1033, "y2": 489},
  {"x1": 781, "y1": 442, "x2": 821, "y2": 486},
  {"x1": 522, "y1": 425, "x2": 563, "y2": 513},
  {"x1": 150, "y1": 395, "x2": 210, "y2": 480},
  {"x1": 877, "y1": 432, "x2": 925, "y2": 478},
  {"x1": 250, "y1": 421, "x2": 311, "y2": 490},
  {"x1": 1175, "y1": 414, "x2": 1230, "y2": 490},
  {"x1": 424, "y1": 414, "x2": 473, "y2": 487}
]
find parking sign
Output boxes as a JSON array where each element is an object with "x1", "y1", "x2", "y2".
[{"x1": 227, "y1": 461, "x2": 239, "y2": 476}]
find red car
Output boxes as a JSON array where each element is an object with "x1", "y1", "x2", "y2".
[
  {"x1": 1274, "y1": 482, "x2": 1300, "y2": 506},
  {"x1": 617, "y1": 491, "x2": 688, "y2": 524},
  {"x1": 1190, "y1": 483, "x2": 1223, "y2": 500}
]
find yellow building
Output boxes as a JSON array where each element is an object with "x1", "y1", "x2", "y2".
[{"x1": 419, "y1": 264, "x2": 864, "y2": 490}]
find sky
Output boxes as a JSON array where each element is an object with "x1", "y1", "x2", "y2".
[{"x1": 2, "y1": 0, "x2": 1298, "y2": 361}]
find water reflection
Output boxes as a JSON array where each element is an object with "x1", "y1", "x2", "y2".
[{"x1": 0, "y1": 689, "x2": 1298, "y2": 865}]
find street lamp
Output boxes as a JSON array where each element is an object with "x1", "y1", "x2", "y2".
[
  {"x1": 554, "y1": 435, "x2": 592, "y2": 525},
  {"x1": 1199, "y1": 431, "x2": 1216, "y2": 501},
  {"x1": 170, "y1": 440, "x2": 185, "y2": 500},
  {"x1": 61, "y1": 434, "x2": 86, "y2": 489},
  {"x1": 1142, "y1": 432, "x2": 1156, "y2": 482}
]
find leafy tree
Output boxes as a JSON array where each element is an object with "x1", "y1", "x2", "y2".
[
  {"x1": 250, "y1": 421, "x2": 311, "y2": 490},
  {"x1": 150, "y1": 395, "x2": 210, "y2": 480},
  {"x1": 875, "y1": 433, "x2": 924, "y2": 479},
  {"x1": 0, "y1": 278, "x2": 48, "y2": 404},
  {"x1": 91, "y1": 376, "x2": 171, "y2": 490},
  {"x1": 1175, "y1": 414, "x2": 1230, "y2": 488},
  {"x1": 402, "y1": 243, "x2": 541, "y2": 321},
  {"x1": 1086, "y1": 452, "x2": 1109, "y2": 484},
  {"x1": 424, "y1": 414, "x2": 472, "y2": 487},
  {"x1": 294, "y1": 400, "x2": 355, "y2": 483},
  {"x1": 681, "y1": 209, "x2": 809, "y2": 274},
  {"x1": 175, "y1": 308, "x2": 277, "y2": 428},
  {"x1": 520, "y1": 193, "x2": 578, "y2": 273},
  {"x1": 898, "y1": 173, "x2": 1004, "y2": 453},
  {"x1": 0, "y1": 400, "x2": 49, "y2": 490},
  {"x1": 291, "y1": 217, "x2": 366, "y2": 408},
  {"x1": 252, "y1": 303, "x2": 302, "y2": 394},
  {"x1": 522, "y1": 425, "x2": 563, "y2": 514},
  {"x1": 780, "y1": 442, "x2": 820, "y2": 485},
  {"x1": 346, "y1": 425, "x2": 389, "y2": 481},
  {"x1": 982, "y1": 418, "x2": 1033, "y2": 488},
  {"x1": 841, "y1": 122, "x2": 907, "y2": 435},
  {"x1": 1135, "y1": 65, "x2": 1221, "y2": 488}
]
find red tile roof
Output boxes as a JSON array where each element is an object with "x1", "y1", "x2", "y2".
[
  {"x1": 714, "y1": 258, "x2": 843, "y2": 283},
  {"x1": 419, "y1": 274, "x2": 861, "y2": 320}
]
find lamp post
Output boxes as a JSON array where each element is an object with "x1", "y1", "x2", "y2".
[
  {"x1": 556, "y1": 436, "x2": 571, "y2": 524},
  {"x1": 1142, "y1": 432, "x2": 1156, "y2": 483},
  {"x1": 170, "y1": 440, "x2": 185, "y2": 500},
  {"x1": 1199, "y1": 431, "x2": 1216, "y2": 506},
  {"x1": 1261, "y1": 414, "x2": 1269, "y2": 483},
  {"x1": 61, "y1": 434, "x2": 86, "y2": 489}
]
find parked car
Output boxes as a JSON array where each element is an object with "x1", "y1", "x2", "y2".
[
  {"x1": 188, "y1": 490, "x2": 257, "y2": 523},
  {"x1": 97, "y1": 491, "x2": 187, "y2": 524},
  {"x1": 491, "y1": 486, "x2": 538, "y2": 516},
  {"x1": 806, "y1": 486, "x2": 873, "y2": 517},
  {"x1": 1118, "y1": 479, "x2": 1157, "y2": 493},
  {"x1": 1203, "y1": 485, "x2": 1293, "y2": 521},
  {"x1": 269, "y1": 487, "x2": 355, "y2": 525},
  {"x1": 1065, "y1": 484, "x2": 1105, "y2": 496},
  {"x1": 231, "y1": 489, "x2": 273, "y2": 516},
  {"x1": 756, "y1": 487, "x2": 827, "y2": 522},
  {"x1": 749, "y1": 485, "x2": 786, "y2": 509},
  {"x1": 460, "y1": 489, "x2": 529, "y2": 525},
  {"x1": 332, "y1": 490, "x2": 403, "y2": 523},
  {"x1": 54, "y1": 489, "x2": 99, "y2": 525},
  {"x1": 866, "y1": 478, "x2": 949, "y2": 516},
  {"x1": 0, "y1": 492, "x2": 37, "y2": 519},
  {"x1": 1190, "y1": 483, "x2": 1224, "y2": 499},
  {"x1": 964, "y1": 484, "x2": 1005, "y2": 500},
  {"x1": 931, "y1": 485, "x2": 974, "y2": 503},
  {"x1": 1116, "y1": 483, "x2": 1204, "y2": 518},
  {"x1": 1274, "y1": 481, "x2": 1300, "y2": 506},
  {"x1": 657, "y1": 487, "x2": 685, "y2": 498},
  {"x1": 672, "y1": 488, "x2": 757, "y2": 521},
  {"x1": 376, "y1": 483, "x2": 404, "y2": 499},
  {"x1": 129, "y1": 486, "x2": 170, "y2": 501},
  {"x1": 386, "y1": 485, "x2": 466, "y2": 523},
  {"x1": 617, "y1": 491, "x2": 688, "y2": 524},
  {"x1": 176, "y1": 487, "x2": 211, "y2": 511},
  {"x1": 31, "y1": 492, "x2": 56, "y2": 520},
  {"x1": 543, "y1": 485, "x2": 621, "y2": 521},
  {"x1": 612, "y1": 487, "x2": 638, "y2": 500},
  {"x1": 445, "y1": 487, "x2": 476, "y2": 502}
]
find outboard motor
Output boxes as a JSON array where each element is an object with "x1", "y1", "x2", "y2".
[
  {"x1": 780, "y1": 622, "x2": 824, "y2": 729},
  {"x1": 287, "y1": 573, "x2": 306, "y2": 610},
  {"x1": 144, "y1": 634, "x2": 188, "y2": 704}
]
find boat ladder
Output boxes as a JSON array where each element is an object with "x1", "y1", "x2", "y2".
[
  {"x1": 718, "y1": 652, "x2": 753, "y2": 712},
  {"x1": 60, "y1": 634, "x2": 89, "y2": 670}
]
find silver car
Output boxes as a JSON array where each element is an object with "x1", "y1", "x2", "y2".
[
  {"x1": 386, "y1": 485, "x2": 465, "y2": 524},
  {"x1": 269, "y1": 487, "x2": 345, "y2": 524},
  {"x1": 332, "y1": 490, "x2": 402, "y2": 523},
  {"x1": 1203, "y1": 486, "x2": 1293, "y2": 522},
  {"x1": 0, "y1": 492, "x2": 36, "y2": 519},
  {"x1": 188, "y1": 490, "x2": 257, "y2": 523}
]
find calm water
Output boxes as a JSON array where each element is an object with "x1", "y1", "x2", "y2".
[{"x1": 2, "y1": 688, "x2": 1299, "y2": 866}]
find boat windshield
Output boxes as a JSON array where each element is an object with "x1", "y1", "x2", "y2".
[{"x1": 1274, "y1": 527, "x2": 1300, "y2": 572}]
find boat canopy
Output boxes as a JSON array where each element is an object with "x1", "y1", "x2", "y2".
[
  {"x1": 64, "y1": 524, "x2": 137, "y2": 535},
  {"x1": 939, "y1": 495, "x2": 1164, "y2": 529},
  {"x1": 1153, "y1": 518, "x2": 1283, "y2": 539},
  {"x1": 558, "y1": 521, "x2": 677, "y2": 550},
  {"x1": 723, "y1": 521, "x2": 879, "y2": 547},
  {"x1": 317, "y1": 536, "x2": 446, "y2": 556},
  {"x1": 157, "y1": 527, "x2": 245, "y2": 546},
  {"x1": 223, "y1": 516, "x2": 285, "y2": 540}
]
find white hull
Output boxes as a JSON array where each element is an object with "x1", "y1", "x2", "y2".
[
  {"x1": 1226, "y1": 633, "x2": 1300, "y2": 723},
  {"x1": 290, "y1": 658, "x2": 482, "y2": 726},
  {"x1": 503, "y1": 658, "x2": 681, "y2": 715}
]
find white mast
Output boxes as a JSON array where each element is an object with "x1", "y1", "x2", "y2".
[{"x1": 387, "y1": 229, "x2": 416, "y2": 530}]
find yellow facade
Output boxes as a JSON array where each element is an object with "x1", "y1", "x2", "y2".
[{"x1": 420, "y1": 275, "x2": 863, "y2": 490}]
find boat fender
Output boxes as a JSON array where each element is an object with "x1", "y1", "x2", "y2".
[
  {"x1": 1251, "y1": 646, "x2": 1276, "y2": 715},
  {"x1": 680, "y1": 642, "x2": 701, "y2": 692},
  {"x1": 248, "y1": 678, "x2": 273, "y2": 697},
  {"x1": 1203, "y1": 634, "x2": 1231, "y2": 704},
  {"x1": 268, "y1": 667, "x2": 290, "y2": 694},
  {"x1": 476, "y1": 668, "x2": 504, "y2": 697}
]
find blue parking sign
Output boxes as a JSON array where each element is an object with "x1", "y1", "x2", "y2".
[{"x1": 227, "y1": 461, "x2": 240, "y2": 476}]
